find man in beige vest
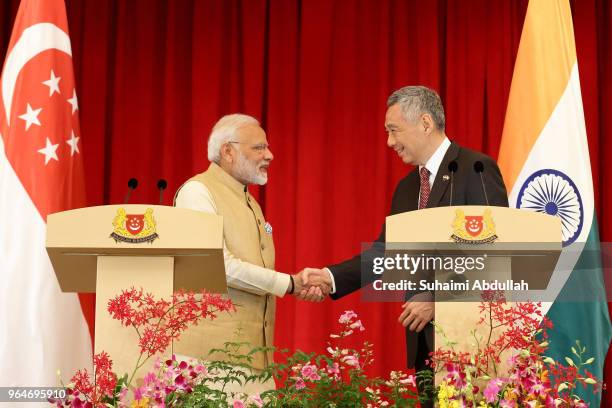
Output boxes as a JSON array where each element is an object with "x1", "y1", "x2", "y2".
[{"x1": 173, "y1": 113, "x2": 326, "y2": 395}]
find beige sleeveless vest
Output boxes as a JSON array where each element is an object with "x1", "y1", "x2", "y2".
[{"x1": 173, "y1": 163, "x2": 276, "y2": 370}]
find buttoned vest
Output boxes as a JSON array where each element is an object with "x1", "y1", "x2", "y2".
[{"x1": 173, "y1": 163, "x2": 276, "y2": 370}]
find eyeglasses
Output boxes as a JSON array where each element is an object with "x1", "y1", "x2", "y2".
[{"x1": 228, "y1": 141, "x2": 270, "y2": 153}]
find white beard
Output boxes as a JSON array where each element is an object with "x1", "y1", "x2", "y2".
[{"x1": 234, "y1": 151, "x2": 268, "y2": 185}]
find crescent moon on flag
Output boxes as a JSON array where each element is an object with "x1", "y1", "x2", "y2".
[{"x1": 2, "y1": 23, "x2": 72, "y2": 126}]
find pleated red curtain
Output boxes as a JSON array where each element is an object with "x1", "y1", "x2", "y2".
[{"x1": 2, "y1": 0, "x2": 611, "y2": 402}]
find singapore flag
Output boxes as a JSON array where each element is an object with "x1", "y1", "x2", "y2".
[{"x1": 0, "y1": 0, "x2": 93, "y2": 402}]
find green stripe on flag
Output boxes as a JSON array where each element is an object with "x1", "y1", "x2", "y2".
[{"x1": 545, "y1": 218, "x2": 611, "y2": 406}]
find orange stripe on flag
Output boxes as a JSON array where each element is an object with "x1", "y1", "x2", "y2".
[{"x1": 498, "y1": 0, "x2": 577, "y2": 192}]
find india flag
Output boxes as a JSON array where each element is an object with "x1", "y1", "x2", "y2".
[{"x1": 498, "y1": 0, "x2": 611, "y2": 405}]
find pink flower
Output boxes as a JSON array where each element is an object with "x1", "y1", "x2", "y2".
[
  {"x1": 339, "y1": 310, "x2": 358, "y2": 324},
  {"x1": 143, "y1": 371, "x2": 157, "y2": 386},
  {"x1": 349, "y1": 319, "x2": 366, "y2": 331},
  {"x1": 133, "y1": 386, "x2": 145, "y2": 401},
  {"x1": 445, "y1": 363, "x2": 460, "y2": 378},
  {"x1": 499, "y1": 399, "x2": 516, "y2": 408},
  {"x1": 248, "y1": 394, "x2": 264, "y2": 407},
  {"x1": 118, "y1": 387, "x2": 128, "y2": 402},
  {"x1": 327, "y1": 362, "x2": 340, "y2": 375},
  {"x1": 400, "y1": 374, "x2": 416, "y2": 387},
  {"x1": 444, "y1": 363, "x2": 466, "y2": 388},
  {"x1": 507, "y1": 354, "x2": 519, "y2": 366},
  {"x1": 301, "y1": 363, "x2": 321, "y2": 381},
  {"x1": 294, "y1": 377, "x2": 306, "y2": 390},
  {"x1": 342, "y1": 354, "x2": 360, "y2": 368},
  {"x1": 327, "y1": 347, "x2": 338, "y2": 356},
  {"x1": 544, "y1": 394, "x2": 558, "y2": 408},
  {"x1": 175, "y1": 374, "x2": 187, "y2": 387},
  {"x1": 529, "y1": 380, "x2": 545, "y2": 395},
  {"x1": 194, "y1": 363, "x2": 208, "y2": 376},
  {"x1": 483, "y1": 378, "x2": 503, "y2": 402},
  {"x1": 233, "y1": 400, "x2": 245, "y2": 408}
]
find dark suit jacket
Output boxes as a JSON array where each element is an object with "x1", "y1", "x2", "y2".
[{"x1": 328, "y1": 141, "x2": 509, "y2": 367}]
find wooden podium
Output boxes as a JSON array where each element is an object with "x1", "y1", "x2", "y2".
[
  {"x1": 46, "y1": 205, "x2": 227, "y2": 379},
  {"x1": 385, "y1": 206, "x2": 561, "y2": 362}
]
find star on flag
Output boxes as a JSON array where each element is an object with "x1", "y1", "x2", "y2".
[
  {"x1": 42, "y1": 69, "x2": 61, "y2": 96},
  {"x1": 37, "y1": 137, "x2": 59, "y2": 165},
  {"x1": 67, "y1": 88, "x2": 78, "y2": 114},
  {"x1": 10, "y1": 71, "x2": 82, "y2": 165},
  {"x1": 18, "y1": 103, "x2": 42, "y2": 130},
  {"x1": 66, "y1": 130, "x2": 80, "y2": 156}
]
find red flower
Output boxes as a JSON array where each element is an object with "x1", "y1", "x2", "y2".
[
  {"x1": 68, "y1": 352, "x2": 117, "y2": 408},
  {"x1": 107, "y1": 287, "x2": 235, "y2": 357}
]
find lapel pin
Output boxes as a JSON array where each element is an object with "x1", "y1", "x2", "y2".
[{"x1": 442, "y1": 174, "x2": 450, "y2": 181}]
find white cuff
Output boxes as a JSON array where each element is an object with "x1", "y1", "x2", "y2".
[
  {"x1": 324, "y1": 267, "x2": 336, "y2": 294},
  {"x1": 271, "y1": 272, "x2": 292, "y2": 297}
]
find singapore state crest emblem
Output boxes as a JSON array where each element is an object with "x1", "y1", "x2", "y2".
[
  {"x1": 110, "y1": 208, "x2": 159, "y2": 243},
  {"x1": 450, "y1": 208, "x2": 498, "y2": 244}
]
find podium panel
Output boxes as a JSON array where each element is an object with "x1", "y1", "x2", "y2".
[
  {"x1": 385, "y1": 206, "x2": 561, "y2": 376},
  {"x1": 96, "y1": 256, "x2": 174, "y2": 379},
  {"x1": 46, "y1": 205, "x2": 227, "y2": 383}
]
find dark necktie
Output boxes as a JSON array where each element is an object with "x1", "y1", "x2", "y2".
[{"x1": 419, "y1": 167, "x2": 431, "y2": 209}]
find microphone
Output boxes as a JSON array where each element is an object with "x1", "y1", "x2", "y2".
[
  {"x1": 448, "y1": 161, "x2": 458, "y2": 206},
  {"x1": 157, "y1": 179, "x2": 168, "y2": 204},
  {"x1": 123, "y1": 178, "x2": 138, "y2": 204},
  {"x1": 473, "y1": 161, "x2": 490, "y2": 206}
]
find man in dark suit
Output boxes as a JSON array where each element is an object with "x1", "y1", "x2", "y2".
[{"x1": 300, "y1": 85, "x2": 509, "y2": 405}]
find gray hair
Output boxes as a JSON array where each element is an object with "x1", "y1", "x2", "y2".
[
  {"x1": 387, "y1": 86, "x2": 445, "y2": 131},
  {"x1": 207, "y1": 113, "x2": 260, "y2": 163}
]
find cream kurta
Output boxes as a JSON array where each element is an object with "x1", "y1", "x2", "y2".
[{"x1": 173, "y1": 163, "x2": 288, "y2": 370}]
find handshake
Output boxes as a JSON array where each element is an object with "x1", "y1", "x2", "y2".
[
  {"x1": 286, "y1": 268, "x2": 434, "y2": 332},
  {"x1": 288, "y1": 268, "x2": 332, "y2": 302}
]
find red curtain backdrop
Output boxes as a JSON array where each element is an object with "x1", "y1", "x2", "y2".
[{"x1": 2, "y1": 0, "x2": 612, "y2": 401}]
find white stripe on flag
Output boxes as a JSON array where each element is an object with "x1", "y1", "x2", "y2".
[
  {"x1": 0, "y1": 136, "x2": 91, "y2": 406},
  {"x1": 509, "y1": 64, "x2": 594, "y2": 312}
]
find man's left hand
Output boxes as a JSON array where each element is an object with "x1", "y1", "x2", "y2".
[
  {"x1": 295, "y1": 268, "x2": 331, "y2": 302},
  {"x1": 398, "y1": 292, "x2": 434, "y2": 332}
]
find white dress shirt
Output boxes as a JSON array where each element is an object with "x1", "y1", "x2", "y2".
[
  {"x1": 418, "y1": 136, "x2": 451, "y2": 205},
  {"x1": 326, "y1": 137, "x2": 451, "y2": 294},
  {"x1": 175, "y1": 181, "x2": 291, "y2": 297}
]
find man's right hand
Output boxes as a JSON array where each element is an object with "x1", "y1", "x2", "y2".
[{"x1": 293, "y1": 267, "x2": 332, "y2": 302}]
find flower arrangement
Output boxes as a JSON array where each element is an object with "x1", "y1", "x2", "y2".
[
  {"x1": 50, "y1": 288, "x2": 235, "y2": 407},
  {"x1": 431, "y1": 291, "x2": 601, "y2": 407},
  {"x1": 49, "y1": 288, "x2": 602, "y2": 407},
  {"x1": 241, "y1": 309, "x2": 420, "y2": 407},
  {"x1": 107, "y1": 287, "x2": 235, "y2": 384},
  {"x1": 156, "y1": 310, "x2": 420, "y2": 407}
]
